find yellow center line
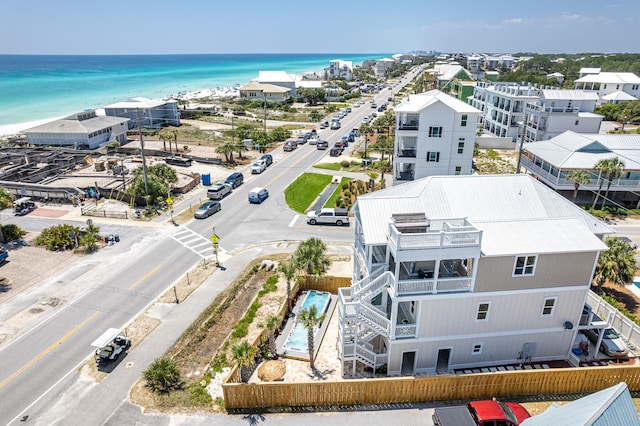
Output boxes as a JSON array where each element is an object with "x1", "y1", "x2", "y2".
[
  {"x1": 128, "y1": 265, "x2": 161, "y2": 291},
  {"x1": 0, "y1": 310, "x2": 102, "y2": 389},
  {"x1": 266, "y1": 147, "x2": 324, "y2": 187}
]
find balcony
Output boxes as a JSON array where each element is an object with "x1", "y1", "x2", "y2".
[
  {"x1": 397, "y1": 148, "x2": 417, "y2": 158},
  {"x1": 398, "y1": 114, "x2": 420, "y2": 130},
  {"x1": 388, "y1": 218, "x2": 482, "y2": 252}
]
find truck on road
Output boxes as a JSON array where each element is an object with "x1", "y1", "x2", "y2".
[{"x1": 306, "y1": 208, "x2": 349, "y2": 226}]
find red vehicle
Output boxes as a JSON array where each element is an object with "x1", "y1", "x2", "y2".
[{"x1": 433, "y1": 399, "x2": 530, "y2": 426}]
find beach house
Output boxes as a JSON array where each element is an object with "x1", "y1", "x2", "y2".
[
  {"x1": 393, "y1": 90, "x2": 480, "y2": 184},
  {"x1": 574, "y1": 70, "x2": 640, "y2": 104},
  {"x1": 257, "y1": 71, "x2": 297, "y2": 97},
  {"x1": 103, "y1": 97, "x2": 180, "y2": 130},
  {"x1": 337, "y1": 174, "x2": 612, "y2": 377},
  {"x1": 23, "y1": 110, "x2": 129, "y2": 149},
  {"x1": 520, "y1": 131, "x2": 640, "y2": 207},
  {"x1": 523, "y1": 89, "x2": 603, "y2": 142},
  {"x1": 238, "y1": 81, "x2": 291, "y2": 102},
  {"x1": 325, "y1": 60, "x2": 354, "y2": 81}
]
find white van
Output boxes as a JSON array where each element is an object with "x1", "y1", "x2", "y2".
[{"x1": 248, "y1": 187, "x2": 269, "y2": 204}]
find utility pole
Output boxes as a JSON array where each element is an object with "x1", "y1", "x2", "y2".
[
  {"x1": 515, "y1": 111, "x2": 529, "y2": 174},
  {"x1": 263, "y1": 94, "x2": 267, "y2": 134},
  {"x1": 136, "y1": 108, "x2": 150, "y2": 205}
]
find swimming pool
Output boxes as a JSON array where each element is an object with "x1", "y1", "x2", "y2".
[
  {"x1": 634, "y1": 277, "x2": 640, "y2": 289},
  {"x1": 283, "y1": 290, "x2": 331, "y2": 353}
]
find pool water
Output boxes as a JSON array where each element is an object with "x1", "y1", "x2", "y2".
[
  {"x1": 283, "y1": 291, "x2": 330, "y2": 353},
  {"x1": 634, "y1": 279, "x2": 640, "y2": 289}
]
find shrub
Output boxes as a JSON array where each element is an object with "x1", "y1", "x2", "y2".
[
  {"x1": 1, "y1": 224, "x2": 25, "y2": 241},
  {"x1": 35, "y1": 224, "x2": 81, "y2": 251},
  {"x1": 340, "y1": 160, "x2": 350, "y2": 168},
  {"x1": 143, "y1": 357, "x2": 183, "y2": 393}
]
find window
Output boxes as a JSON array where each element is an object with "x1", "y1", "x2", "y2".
[
  {"x1": 514, "y1": 255, "x2": 536, "y2": 276},
  {"x1": 458, "y1": 141, "x2": 465, "y2": 154},
  {"x1": 461, "y1": 114, "x2": 468, "y2": 127},
  {"x1": 455, "y1": 166, "x2": 462, "y2": 175},
  {"x1": 476, "y1": 302, "x2": 490, "y2": 321},
  {"x1": 575, "y1": 119, "x2": 579, "y2": 126},
  {"x1": 633, "y1": 84, "x2": 639, "y2": 91},
  {"x1": 472, "y1": 343, "x2": 483, "y2": 355},
  {"x1": 427, "y1": 151, "x2": 440, "y2": 162},
  {"x1": 429, "y1": 126, "x2": 442, "y2": 137},
  {"x1": 541, "y1": 297, "x2": 557, "y2": 316}
]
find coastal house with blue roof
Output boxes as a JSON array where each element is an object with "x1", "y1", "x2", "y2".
[
  {"x1": 23, "y1": 110, "x2": 129, "y2": 149},
  {"x1": 103, "y1": 97, "x2": 179, "y2": 130},
  {"x1": 337, "y1": 174, "x2": 612, "y2": 377},
  {"x1": 520, "y1": 131, "x2": 640, "y2": 207}
]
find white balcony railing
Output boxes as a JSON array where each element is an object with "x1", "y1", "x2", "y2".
[
  {"x1": 395, "y1": 324, "x2": 416, "y2": 338},
  {"x1": 388, "y1": 223, "x2": 482, "y2": 251}
]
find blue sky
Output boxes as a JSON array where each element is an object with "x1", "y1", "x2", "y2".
[{"x1": 1, "y1": 0, "x2": 637, "y2": 54}]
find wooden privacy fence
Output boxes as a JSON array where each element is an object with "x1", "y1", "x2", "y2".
[
  {"x1": 223, "y1": 365, "x2": 640, "y2": 413},
  {"x1": 297, "y1": 275, "x2": 351, "y2": 294}
]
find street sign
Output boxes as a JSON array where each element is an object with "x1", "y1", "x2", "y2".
[
  {"x1": 210, "y1": 234, "x2": 219, "y2": 243},
  {"x1": 212, "y1": 243, "x2": 219, "y2": 249},
  {"x1": 166, "y1": 197, "x2": 173, "y2": 205}
]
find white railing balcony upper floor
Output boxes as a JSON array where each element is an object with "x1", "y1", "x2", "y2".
[{"x1": 387, "y1": 218, "x2": 482, "y2": 252}]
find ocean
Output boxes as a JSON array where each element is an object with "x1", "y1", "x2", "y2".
[{"x1": 0, "y1": 53, "x2": 386, "y2": 127}]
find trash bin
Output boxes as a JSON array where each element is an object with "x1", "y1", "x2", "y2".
[{"x1": 202, "y1": 173, "x2": 211, "y2": 186}]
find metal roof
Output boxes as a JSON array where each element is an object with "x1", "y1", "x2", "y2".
[
  {"x1": 575, "y1": 72, "x2": 640, "y2": 84},
  {"x1": 602, "y1": 91, "x2": 637, "y2": 101},
  {"x1": 355, "y1": 174, "x2": 613, "y2": 247},
  {"x1": 394, "y1": 90, "x2": 480, "y2": 114},
  {"x1": 541, "y1": 89, "x2": 599, "y2": 101},
  {"x1": 103, "y1": 97, "x2": 175, "y2": 109},
  {"x1": 24, "y1": 115, "x2": 129, "y2": 134},
  {"x1": 258, "y1": 71, "x2": 295, "y2": 82},
  {"x1": 521, "y1": 382, "x2": 640, "y2": 426},
  {"x1": 524, "y1": 131, "x2": 640, "y2": 170}
]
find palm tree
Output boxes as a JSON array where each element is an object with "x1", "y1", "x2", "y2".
[
  {"x1": 593, "y1": 237, "x2": 637, "y2": 290},
  {"x1": 592, "y1": 159, "x2": 613, "y2": 209},
  {"x1": 566, "y1": 170, "x2": 591, "y2": 202},
  {"x1": 231, "y1": 340, "x2": 258, "y2": 383},
  {"x1": 216, "y1": 141, "x2": 236, "y2": 164},
  {"x1": 601, "y1": 157, "x2": 625, "y2": 209},
  {"x1": 293, "y1": 237, "x2": 331, "y2": 276},
  {"x1": 279, "y1": 259, "x2": 297, "y2": 313},
  {"x1": 171, "y1": 129, "x2": 179, "y2": 153},
  {"x1": 297, "y1": 305, "x2": 325, "y2": 370},
  {"x1": 258, "y1": 314, "x2": 280, "y2": 359},
  {"x1": 358, "y1": 123, "x2": 374, "y2": 158},
  {"x1": 158, "y1": 129, "x2": 170, "y2": 152}
]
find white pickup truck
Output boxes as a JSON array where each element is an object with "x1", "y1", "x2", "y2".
[{"x1": 306, "y1": 208, "x2": 349, "y2": 226}]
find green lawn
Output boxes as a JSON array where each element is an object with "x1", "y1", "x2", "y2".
[
  {"x1": 285, "y1": 173, "x2": 333, "y2": 213},
  {"x1": 324, "y1": 177, "x2": 351, "y2": 208},
  {"x1": 314, "y1": 161, "x2": 365, "y2": 173}
]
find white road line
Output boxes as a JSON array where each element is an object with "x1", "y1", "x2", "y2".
[
  {"x1": 289, "y1": 215, "x2": 300, "y2": 227},
  {"x1": 170, "y1": 226, "x2": 222, "y2": 259}
]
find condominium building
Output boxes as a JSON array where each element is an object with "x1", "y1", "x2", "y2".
[
  {"x1": 471, "y1": 82, "x2": 539, "y2": 141},
  {"x1": 523, "y1": 89, "x2": 603, "y2": 142},
  {"x1": 337, "y1": 174, "x2": 612, "y2": 377},
  {"x1": 326, "y1": 59, "x2": 354, "y2": 81},
  {"x1": 393, "y1": 90, "x2": 479, "y2": 184}
]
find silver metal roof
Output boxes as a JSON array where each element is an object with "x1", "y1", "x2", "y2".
[
  {"x1": 394, "y1": 90, "x2": 480, "y2": 114},
  {"x1": 24, "y1": 115, "x2": 129, "y2": 134},
  {"x1": 524, "y1": 131, "x2": 640, "y2": 170},
  {"x1": 355, "y1": 174, "x2": 613, "y2": 247},
  {"x1": 541, "y1": 89, "x2": 599, "y2": 100}
]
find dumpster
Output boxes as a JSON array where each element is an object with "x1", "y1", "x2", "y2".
[{"x1": 202, "y1": 173, "x2": 211, "y2": 186}]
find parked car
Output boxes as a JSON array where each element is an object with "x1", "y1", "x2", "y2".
[
  {"x1": 207, "y1": 182, "x2": 232, "y2": 200},
  {"x1": 330, "y1": 147, "x2": 343, "y2": 156},
  {"x1": 251, "y1": 159, "x2": 267, "y2": 174},
  {"x1": 296, "y1": 135, "x2": 308, "y2": 145},
  {"x1": 248, "y1": 187, "x2": 269, "y2": 204},
  {"x1": 319, "y1": 120, "x2": 329, "y2": 129},
  {"x1": 345, "y1": 107, "x2": 352, "y2": 113},
  {"x1": 306, "y1": 208, "x2": 349, "y2": 226},
  {"x1": 330, "y1": 121, "x2": 341, "y2": 130},
  {"x1": 224, "y1": 172, "x2": 244, "y2": 189},
  {"x1": 334, "y1": 141, "x2": 346, "y2": 149},
  {"x1": 378, "y1": 105, "x2": 386, "y2": 112},
  {"x1": 283, "y1": 140, "x2": 298, "y2": 151},
  {"x1": 371, "y1": 112, "x2": 377, "y2": 118},
  {"x1": 194, "y1": 201, "x2": 221, "y2": 218},
  {"x1": 260, "y1": 153, "x2": 273, "y2": 167},
  {"x1": 371, "y1": 103, "x2": 377, "y2": 109},
  {"x1": 584, "y1": 327, "x2": 629, "y2": 357},
  {"x1": 433, "y1": 400, "x2": 530, "y2": 426},
  {"x1": 316, "y1": 140, "x2": 329, "y2": 150}
]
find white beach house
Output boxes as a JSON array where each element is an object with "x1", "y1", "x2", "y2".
[
  {"x1": 325, "y1": 60, "x2": 354, "y2": 81},
  {"x1": 393, "y1": 90, "x2": 479, "y2": 184},
  {"x1": 257, "y1": 71, "x2": 297, "y2": 97},
  {"x1": 520, "y1": 131, "x2": 640, "y2": 206},
  {"x1": 103, "y1": 97, "x2": 179, "y2": 130},
  {"x1": 574, "y1": 71, "x2": 640, "y2": 104},
  {"x1": 523, "y1": 89, "x2": 603, "y2": 142},
  {"x1": 337, "y1": 174, "x2": 612, "y2": 377},
  {"x1": 23, "y1": 110, "x2": 129, "y2": 149}
]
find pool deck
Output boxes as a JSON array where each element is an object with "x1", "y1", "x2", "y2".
[{"x1": 275, "y1": 292, "x2": 337, "y2": 361}]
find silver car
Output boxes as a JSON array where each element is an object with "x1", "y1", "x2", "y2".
[
  {"x1": 584, "y1": 327, "x2": 629, "y2": 357},
  {"x1": 194, "y1": 201, "x2": 221, "y2": 219}
]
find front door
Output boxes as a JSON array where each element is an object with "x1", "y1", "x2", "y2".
[
  {"x1": 401, "y1": 351, "x2": 415, "y2": 375},
  {"x1": 436, "y1": 348, "x2": 451, "y2": 374}
]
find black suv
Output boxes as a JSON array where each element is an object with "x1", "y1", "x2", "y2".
[{"x1": 224, "y1": 172, "x2": 244, "y2": 188}]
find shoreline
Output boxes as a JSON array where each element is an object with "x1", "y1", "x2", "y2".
[{"x1": 0, "y1": 87, "x2": 242, "y2": 138}]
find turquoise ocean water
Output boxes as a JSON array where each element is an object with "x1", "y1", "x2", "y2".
[{"x1": 0, "y1": 53, "x2": 386, "y2": 126}]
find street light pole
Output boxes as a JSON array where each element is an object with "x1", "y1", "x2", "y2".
[{"x1": 136, "y1": 108, "x2": 150, "y2": 205}]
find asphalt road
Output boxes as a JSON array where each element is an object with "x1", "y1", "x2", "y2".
[{"x1": 0, "y1": 67, "x2": 424, "y2": 425}]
